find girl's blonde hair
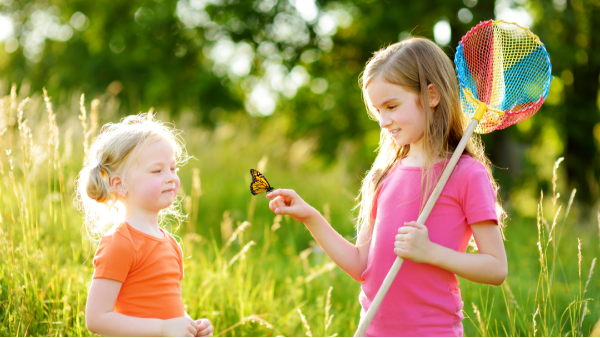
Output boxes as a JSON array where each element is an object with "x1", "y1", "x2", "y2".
[
  {"x1": 75, "y1": 113, "x2": 189, "y2": 240},
  {"x1": 356, "y1": 37, "x2": 506, "y2": 236}
]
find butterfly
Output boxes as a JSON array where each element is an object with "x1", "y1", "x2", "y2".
[{"x1": 250, "y1": 169, "x2": 275, "y2": 195}]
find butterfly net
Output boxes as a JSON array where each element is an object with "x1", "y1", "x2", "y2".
[{"x1": 454, "y1": 20, "x2": 553, "y2": 134}]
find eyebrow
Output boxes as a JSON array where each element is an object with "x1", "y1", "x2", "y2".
[
  {"x1": 373, "y1": 97, "x2": 400, "y2": 108},
  {"x1": 147, "y1": 160, "x2": 176, "y2": 167}
]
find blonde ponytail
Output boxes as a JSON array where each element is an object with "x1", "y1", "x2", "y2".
[{"x1": 86, "y1": 165, "x2": 112, "y2": 203}]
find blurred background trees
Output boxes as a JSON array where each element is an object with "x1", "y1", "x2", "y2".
[{"x1": 0, "y1": 0, "x2": 599, "y2": 219}]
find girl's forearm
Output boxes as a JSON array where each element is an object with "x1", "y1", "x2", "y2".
[
  {"x1": 87, "y1": 312, "x2": 164, "y2": 336},
  {"x1": 304, "y1": 210, "x2": 367, "y2": 281},
  {"x1": 428, "y1": 244, "x2": 507, "y2": 285}
]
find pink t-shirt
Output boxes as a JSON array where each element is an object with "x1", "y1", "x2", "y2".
[{"x1": 359, "y1": 155, "x2": 498, "y2": 337}]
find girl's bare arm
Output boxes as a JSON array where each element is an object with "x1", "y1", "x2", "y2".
[
  {"x1": 303, "y1": 210, "x2": 373, "y2": 281},
  {"x1": 267, "y1": 189, "x2": 373, "y2": 281},
  {"x1": 86, "y1": 278, "x2": 198, "y2": 337},
  {"x1": 395, "y1": 220, "x2": 507, "y2": 285}
]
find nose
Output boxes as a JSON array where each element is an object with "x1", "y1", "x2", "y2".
[
  {"x1": 166, "y1": 170, "x2": 177, "y2": 184},
  {"x1": 378, "y1": 112, "x2": 391, "y2": 129}
]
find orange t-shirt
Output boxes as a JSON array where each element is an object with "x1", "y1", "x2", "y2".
[{"x1": 92, "y1": 223, "x2": 185, "y2": 319}]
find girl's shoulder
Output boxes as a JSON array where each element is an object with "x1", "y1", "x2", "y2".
[
  {"x1": 94, "y1": 224, "x2": 137, "y2": 271},
  {"x1": 452, "y1": 155, "x2": 496, "y2": 202},
  {"x1": 164, "y1": 231, "x2": 184, "y2": 257},
  {"x1": 97, "y1": 223, "x2": 136, "y2": 253},
  {"x1": 454, "y1": 154, "x2": 489, "y2": 179}
]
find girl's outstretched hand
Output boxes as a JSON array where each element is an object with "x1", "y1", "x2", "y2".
[
  {"x1": 266, "y1": 189, "x2": 318, "y2": 223},
  {"x1": 394, "y1": 221, "x2": 436, "y2": 264}
]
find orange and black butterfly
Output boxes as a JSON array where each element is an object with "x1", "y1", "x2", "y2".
[{"x1": 250, "y1": 169, "x2": 275, "y2": 195}]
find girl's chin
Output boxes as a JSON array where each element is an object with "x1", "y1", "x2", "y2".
[
  {"x1": 392, "y1": 139, "x2": 409, "y2": 147},
  {"x1": 150, "y1": 197, "x2": 176, "y2": 210},
  {"x1": 160, "y1": 196, "x2": 175, "y2": 205}
]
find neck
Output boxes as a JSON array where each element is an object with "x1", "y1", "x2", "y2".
[
  {"x1": 404, "y1": 137, "x2": 425, "y2": 166},
  {"x1": 124, "y1": 207, "x2": 161, "y2": 234}
]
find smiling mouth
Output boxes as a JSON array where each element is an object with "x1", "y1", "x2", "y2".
[{"x1": 388, "y1": 128, "x2": 401, "y2": 136}]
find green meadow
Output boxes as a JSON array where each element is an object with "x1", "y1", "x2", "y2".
[{"x1": 1, "y1": 87, "x2": 599, "y2": 337}]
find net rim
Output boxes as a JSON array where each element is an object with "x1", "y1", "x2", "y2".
[
  {"x1": 459, "y1": 19, "x2": 545, "y2": 49},
  {"x1": 454, "y1": 19, "x2": 553, "y2": 123}
]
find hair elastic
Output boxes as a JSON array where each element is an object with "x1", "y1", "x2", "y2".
[{"x1": 97, "y1": 164, "x2": 102, "y2": 170}]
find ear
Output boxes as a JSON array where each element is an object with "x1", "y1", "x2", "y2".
[
  {"x1": 427, "y1": 83, "x2": 441, "y2": 108},
  {"x1": 110, "y1": 176, "x2": 128, "y2": 197}
]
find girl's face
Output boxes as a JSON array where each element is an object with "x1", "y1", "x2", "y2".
[
  {"x1": 123, "y1": 138, "x2": 180, "y2": 213},
  {"x1": 366, "y1": 76, "x2": 426, "y2": 148}
]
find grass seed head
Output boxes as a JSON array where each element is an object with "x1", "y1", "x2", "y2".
[
  {"x1": 242, "y1": 315, "x2": 275, "y2": 330},
  {"x1": 472, "y1": 303, "x2": 485, "y2": 336},
  {"x1": 325, "y1": 286, "x2": 334, "y2": 335},
  {"x1": 533, "y1": 305, "x2": 539, "y2": 336},
  {"x1": 578, "y1": 238, "x2": 582, "y2": 278},
  {"x1": 297, "y1": 308, "x2": 313, "y2": 337},
  {"x1": 221, "y1": 210, "x2": 233, "y2": 244},
  {"x1": 9, "y1": 83, "x2": 16, "y2": 122},
  {"x1": 192, "y1": 168, "x2": 201, "y2": 197},
  {"x1": 583, "y1": 257, "x2": 596, "y2": 296},
  {"x1": 225, "y1": 240, "x2": 255, "y2": 270},
  {"x1": 90, "y1": 99, "x2": 100, "y2": 140},
  {"x1": 221, "y1": 220, "x2": 250, "y2": 254},
  {"x1": 79, "y1": 93, "x2": 89, "y2": 156},
  {"x1": 257, "y1": 155, "x2": 268, "y2": 173},
  {"x1": 552, "y1": 157, "x2": 564, "y2": 206}
]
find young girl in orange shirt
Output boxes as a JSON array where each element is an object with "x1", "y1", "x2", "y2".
[{"x1": 77, "y1": 114, "x2": 213, "y2": 337}]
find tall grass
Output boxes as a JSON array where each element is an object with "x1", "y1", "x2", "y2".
[
  {"x1": 0, "y1": 84, "x2": 598, "y2": 336},
  {"x1": 458, "y1": 160, "x2": 599, "y2": 337}
]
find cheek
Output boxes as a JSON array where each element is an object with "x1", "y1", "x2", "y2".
[
  {"x1": 398, "y1": 105, "x2": 425, "y2": 129},
  {"x1": 391, "y1": 110, "x2": 413, "y2": 127},
  {"x1": 174, "y1": 177, "x2": 181, "y2": 191},
  {"x1": 141, "y1": 177, "x2": 164, "y2": 195}
]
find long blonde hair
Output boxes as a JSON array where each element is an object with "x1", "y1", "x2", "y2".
[
  {"x1": 355, "y1": 37, "x2": 505, "y2": 236},
  {"x1": 75, "y1": 113, "x2": 189, "y2": 241}
]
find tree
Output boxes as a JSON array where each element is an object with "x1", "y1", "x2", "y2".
[{"x1": 1, "y1": 0, "x2": 598, "y2": 209}]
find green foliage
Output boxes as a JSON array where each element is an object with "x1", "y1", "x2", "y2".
[{"x1": 1, "y1": 0, "x2": 598, "y2": 208}]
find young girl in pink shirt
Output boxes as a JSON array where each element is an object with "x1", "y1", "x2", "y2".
[{"x1": 266, "y1": 37, "x2": 508, "y2": 336}]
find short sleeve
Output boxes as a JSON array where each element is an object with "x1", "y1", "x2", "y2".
[
  {"x1": 459, "y1": 164, "x2": 498, "y2": 226},
  {"x1": 92, "y1": 233, "x2": 135, "y2": 283}
]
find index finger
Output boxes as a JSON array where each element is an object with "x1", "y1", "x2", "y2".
[
  {"x1": 266, "y1": 188, "x2": 293, "y2": 199},
  {"x1": 404, "y1": 221, "x2": 425, "y2": 228},
  {"x1": 398, "y1": 226, "x2": 412, "y2": 234}
]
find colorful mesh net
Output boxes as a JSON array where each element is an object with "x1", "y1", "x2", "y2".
[{"x1": 454, "y1": 20, "x2": 553, "y2": 134}]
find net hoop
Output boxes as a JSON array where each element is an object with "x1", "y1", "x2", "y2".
[{"x1": 454, "y1": 19, "x2": 553, "y2": 134}]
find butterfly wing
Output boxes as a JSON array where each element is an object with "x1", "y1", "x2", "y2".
[{"x1": 250, "y1": 169, "x2": 274, "y2": 195}]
